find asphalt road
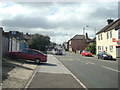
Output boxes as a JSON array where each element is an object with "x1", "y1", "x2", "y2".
[{"x1": 55, "y1": 52, "x2": 119, "y2": 88}]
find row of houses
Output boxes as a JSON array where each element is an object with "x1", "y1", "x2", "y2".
[
  {"x1": 0, "y1": 27, "x2": 32, "y2": 57},
  {"x1": 65, "y1": 18, "x2": 120, "y2": 58}
]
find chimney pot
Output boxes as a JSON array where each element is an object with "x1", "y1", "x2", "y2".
[{"x1": 107, "y1": 19, "x2": 114, "y2": 24}]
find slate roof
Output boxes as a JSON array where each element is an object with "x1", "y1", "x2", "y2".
[
  {"x1": 23, "y1": 34, "x2": 31, "y2": 40},
  {"x1": 71, "y1": 35, "x2": 85, "y2": 40},
  {"x1": 96, "y1": 18, "x2": 120, "y2": 35}
]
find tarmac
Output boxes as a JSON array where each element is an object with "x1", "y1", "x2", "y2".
[{"x1": 1, "y1": 54, "x2": 87, "y2": 89}]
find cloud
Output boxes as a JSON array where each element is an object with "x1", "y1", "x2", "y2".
[{"x1": 1, "y1": 2, "x2": 118, "y2": 44}]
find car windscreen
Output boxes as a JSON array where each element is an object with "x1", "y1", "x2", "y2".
[{"x1": 85, "y1": 51, "x2": 90, "y2": 53}]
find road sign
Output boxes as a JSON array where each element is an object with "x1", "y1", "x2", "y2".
[{"x1": 112, "y1": 38, "x2": 116, "y2": 42}]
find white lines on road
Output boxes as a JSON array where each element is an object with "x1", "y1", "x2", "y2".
[
  {"x1": 87, "y1": 62, "x2": 95, "y2": 65},
  {"x1": 57, "y1": 58, "x2": 88, "y2": 90},
  {"x1": 102, "y1": 66, "x2": 120, "y2": 72},
  {"x1": 81, "y1": 61, "x2": 95, "y2": 65}
]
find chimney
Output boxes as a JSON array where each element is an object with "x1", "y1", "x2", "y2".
[
  {"x1": 85, "y1": 33, "x2": 88, "y2": 39},
  {"x1": 26, "y1": 33, "x2": 29, "y2": 35},
  {"x1": 107, "y1": 19, "x2": 114, "y2": 24}
]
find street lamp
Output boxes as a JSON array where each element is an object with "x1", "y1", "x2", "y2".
[{"x1": 86, "y1": 25, "x2": 96, "y2": 37}]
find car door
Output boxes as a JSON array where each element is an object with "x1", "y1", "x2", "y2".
[
  {"x1": 17, "y1": 49, "x2": 31, "y2": 60},
  {"x1": 27, "y1": 50, "x2": 39, "y2": 60}
]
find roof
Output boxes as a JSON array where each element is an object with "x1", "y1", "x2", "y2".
[
  {"x1": 90, "y1": 37, "x2": 96, "y2": 42},
  {"x1": 96, "y1": 18, "x2": 120, "y2": 34},
  {"x1": 23, "y1": 34, "x2": 31, "y2": 40},
  {"x1": 71, "y1": 35, "x2": 85, "y2": 40}
]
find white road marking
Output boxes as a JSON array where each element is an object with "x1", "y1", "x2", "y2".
[
  {"x1": 102, "y1": 66, "x2": 120, "y2": 72},
  {"x1": 88, "y1": 62, "x2": 95, "y2": 65},
  {"x1": 60, "y1": 60, "x2": 88, "y2": 90},
  {"x1": 99, "y1": 60, "x2": 117, "y2": 63},
  {"x1": 70, "y1": 59, "x2": 73, "y2": 61}
]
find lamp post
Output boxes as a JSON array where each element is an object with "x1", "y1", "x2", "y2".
[{"x1": 86, "y1": 25, "x2": 96, "y2": 37}]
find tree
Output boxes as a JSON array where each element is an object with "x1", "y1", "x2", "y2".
[
  {"x1": 29, "y1": 34, "x2": 50, "y2": 52},
  {"x1": 85, "y1": 43, "x2": 96, "y2": 54}
]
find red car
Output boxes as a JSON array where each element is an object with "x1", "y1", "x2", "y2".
[
  {"x1": 81, "y1": 51, "x2": 92, "y2": 57},
  {"x1": 7, "y1": 48, "x2": 47, "y2": 63}
]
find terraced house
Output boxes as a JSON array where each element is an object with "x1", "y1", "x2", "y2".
[{"x1": 96, "y1": 19, "x2": 120, "y2": 58}]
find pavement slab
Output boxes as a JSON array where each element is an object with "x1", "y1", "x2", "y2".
[
  {"x1": 2, "y1": 77, "x2": 27, "y2": 88},
  {"x1": 28, "y1": 72, "x2": 83, "y2": 88},
  {"x1": 27, "y1": 54, "x2": 85, "y2": 89},
  {"x1": 2, "y1": 58, "x2": 38, "y2": 88},
  {"x1": 8, "y1": 67, "x2": 33, "y2": 80}
]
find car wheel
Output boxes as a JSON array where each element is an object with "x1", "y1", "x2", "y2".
[{"x1": 35, "y1": 58, "x2": 40, "y2": 64}]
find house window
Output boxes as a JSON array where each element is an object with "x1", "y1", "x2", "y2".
[
  {"x1": 98, "y1": 35, "x2": 100, "y2": 40},
  {"x1": 102, "y1": 46, "x2": 104, "y2": 51},
  {"x1": 106, "y1": 47, "x2": 108, "y2": 51},
  {"x1": 11, "y1": 31, "x2": 16, "y2": 34},
  {"x1": 98, "y1": 46, "x2": 101, "y2": 50},
  {"x1": 109, "y1": 45, "x2": 113, "y2": 52},
  {"x1": 101, "y1": 34, "x2": 103, "y2": 40},
  {"x1": 110, "y1": 31, "x2": 112, "y2": 38},
  {"x1": 107, "y1": 32, "x2": 109, "y2": 39}
]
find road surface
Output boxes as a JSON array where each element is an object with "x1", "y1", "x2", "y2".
[{"x1": 55, "y1": 52, "x2": 119, "y2": 88}]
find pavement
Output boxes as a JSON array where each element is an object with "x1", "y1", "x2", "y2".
[
  {"x1": 26, "y1": 54, "x2": 86, "y2": 89},
  {"x1": 1, "y1": 54, "x2": 86, "y2": 89},
  {"x1": 2, "y1": 58, "x2": 38, "y2": 89}
]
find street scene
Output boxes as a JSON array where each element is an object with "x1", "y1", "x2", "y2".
[{"x1": 0, "y1": 1, "x2": 120, "y2": 90}]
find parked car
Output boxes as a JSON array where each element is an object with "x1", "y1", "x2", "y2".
[
  {"x1": 52, "y1": 48, "x2": 64, "y2": 55},
  {"x1": 97, "y1": 51, "x2": 113, "y2": 60},
  {"x1": 7, "y1": 48, "x2": 47, "y2": 63},
  {"x1": 81, "y1": 51, "x2": 92, "y2": 57}
]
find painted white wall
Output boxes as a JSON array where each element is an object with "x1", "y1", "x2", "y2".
[{"x1": 96, "y1": 29, "x2": 117, "y2": 58}]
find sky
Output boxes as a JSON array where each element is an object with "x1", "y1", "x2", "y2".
[{"x1": 0, "y1": 1, "x2": 119, "y2": 44}]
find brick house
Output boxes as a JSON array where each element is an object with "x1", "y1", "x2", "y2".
[{"x1": 68, "y1": 33, "x2": 91, "y2": 52}]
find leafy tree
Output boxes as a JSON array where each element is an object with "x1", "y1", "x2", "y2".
[
  {"x1": 85, "y1": 43, "x2": 96, "y2": 54},
  {"x1": 48, "y1": 42, "x2": 57, "y2": 50},
  {"x1": 29, "y1": 34, "x2": 50, "y2": 52}
]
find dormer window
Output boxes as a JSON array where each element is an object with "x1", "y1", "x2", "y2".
[{"x1": 11, "y1": 31, "x2": 16, "y2": 34}]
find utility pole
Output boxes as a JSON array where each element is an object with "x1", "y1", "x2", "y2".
[{"x1": 86, "y1": 26, "x2": 96, "y2": 37}]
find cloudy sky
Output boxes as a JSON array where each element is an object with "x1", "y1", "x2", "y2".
[{"x1": 0, "y1": 1, "x2": 119, "y2": 44}]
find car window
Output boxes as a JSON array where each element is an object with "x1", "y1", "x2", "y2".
[
  {"x1": 28, "y1": 50, "x2": 38, "y2": 55},
  {"x1": 22, "y1": 49, "x2": 29, "y2": 53},
  {"x1": 32, "y1": 51, "x2": 38, "y2": 54}
]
